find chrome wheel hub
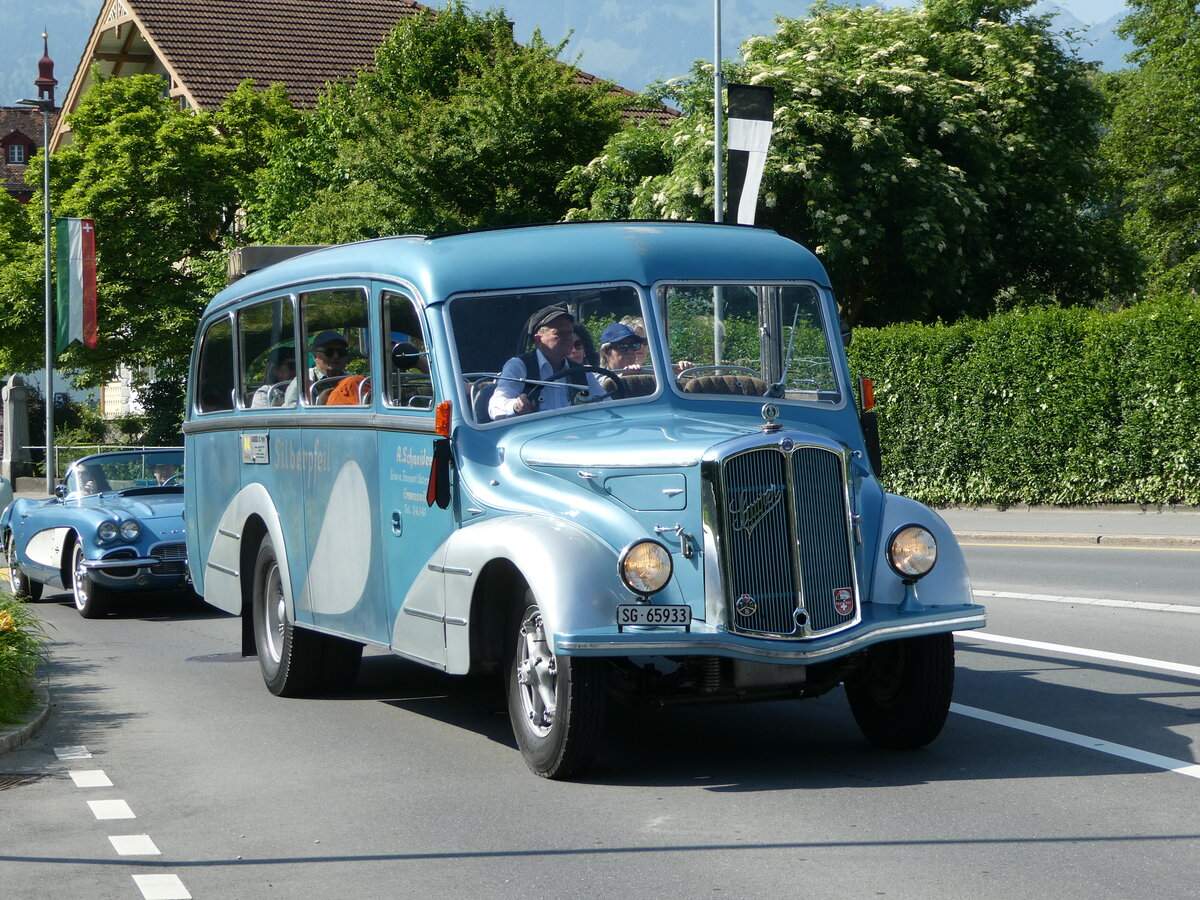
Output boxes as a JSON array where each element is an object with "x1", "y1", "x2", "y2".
[{"x1": 516, "y1": 611, "x2": 557, "y2": 736}]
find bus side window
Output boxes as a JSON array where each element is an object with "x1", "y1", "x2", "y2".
[
  {"x1": 382, "y1": 290, "x2": 433, "y2": 410},
  {"x1": 195, "y1": 315, "x2": 235, "y2": 413},
  {"x1": 238, "y1": 295, "x2": 297, "y2": 409},
  {"x1": 297, "y1": 287, "x2": 371, "y2": 406}
]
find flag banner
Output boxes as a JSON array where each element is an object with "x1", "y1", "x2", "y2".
[
  {"x1": 55, "y1": 217, "x2": 98, "y2": 354},
  {"x1": 726, "y1": 84, "x2": 775, "y2": 225}
]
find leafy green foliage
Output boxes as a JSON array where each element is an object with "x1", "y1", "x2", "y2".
[
  {"x1": 565, "y1": 0, "x2": 1134, "y2": 326},
  {"x1": 250, "y1": 1, "x2": 628, "y2": 242},
  {"x1": 0, "y1": 595, "x2": 46, "y2": 725},
  {"x1": 847, "y1": 294, "x2": 1200, "y2": 505},
  {"x1": 1102, "y1": 0, "x2": 1200, "y2": 294}
]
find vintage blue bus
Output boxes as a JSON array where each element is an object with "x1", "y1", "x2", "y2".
[{"x1": 184, "y1": 222, "x2": 985, "y2": 778}]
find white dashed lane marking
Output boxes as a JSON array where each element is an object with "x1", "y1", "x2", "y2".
[
  {"x1": 56, "y1": 744, "x2": 192, "y2": 896},
  {"x1": 132, "y1": 873, "x2": 192, "y2": 900},
  {"x1": 54, "y1": 746, "x2": 93, "y2": 759},
  {"x1": 88, "y1": 799, "x2": 136, "y2": 820},
  {"x1": 109, "y1": 834, "x2": 162, "y2": 856},
  {"x1": 70, "y1": 769, "x2": 114, "y2": 788}
]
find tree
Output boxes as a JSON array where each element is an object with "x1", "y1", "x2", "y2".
[
  {"x1": 1103, "y1": 0, "x2": 1200, "y2": 294},
  {"x1": 0, "y1": 73, "x2": 304, "y2": 443},
  {"x1": 250, "y1": 1, "x2": 629, "y2": 242},
  {"x1": 564, "y1": 0, "x2": 1133, "y2": 326}
]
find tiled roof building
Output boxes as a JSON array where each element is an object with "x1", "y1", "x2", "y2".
[
  {"x1": 1, "y1": 107, "x2": 58, "y2": 203},
  {"x1": 54, "y1": 0, "x2": 674, "y2": 148}
]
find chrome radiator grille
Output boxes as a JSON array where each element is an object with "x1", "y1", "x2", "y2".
[
  {"x1": 150, "y1": 542, "x2": 187, "y2": 576},
  {"x1": 716, "y1": 444, "x2": 858, "y2": 638}
]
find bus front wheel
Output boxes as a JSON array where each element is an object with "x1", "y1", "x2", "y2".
[
  {"x1": 506, "y1": 593, "x2": 605, "y2": 779},
  {"x1": 845, "y1": 632, "x2": 955, "y2": 749},
  {"x1": 252, "y1": 535, "x2": 321, "y2": 697}
]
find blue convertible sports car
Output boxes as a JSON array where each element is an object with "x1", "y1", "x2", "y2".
[{"x1": 1, "y1": 449, "x2": 189, "y2": 617}]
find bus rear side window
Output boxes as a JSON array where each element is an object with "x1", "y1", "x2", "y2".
[{"x1": 195, "y1": 316, "x2": 235, "y2": 413}]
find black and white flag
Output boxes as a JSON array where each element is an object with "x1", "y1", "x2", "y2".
[{"x1": 726, "y1": 83, "x2": 775, "y2": 225}]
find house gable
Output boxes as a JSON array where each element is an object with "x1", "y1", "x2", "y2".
[{"x1": 53, "y1": 0, "x2": 674, "y2": 149}]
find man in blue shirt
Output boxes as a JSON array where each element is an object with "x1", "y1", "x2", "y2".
[{"x1": 489, "y1": 304, "x2": 606, "y2": 420}]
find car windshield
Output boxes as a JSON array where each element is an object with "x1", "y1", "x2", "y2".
[
  {"x1": 660, "y1": 283, "x2": 841, "y2": 403},
  {"x1": 64, "y1": 451, "x2": 185, "y2": 497}
]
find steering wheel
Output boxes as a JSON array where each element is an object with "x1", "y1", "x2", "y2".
[
  {"x1": 676, "y1": 365, "x2": 760, "y2": 384},
  {"x1": 162, "y1": 473, "x2": 183, "y2": 487},
  {"x1": 525, "y1": 365, "x2": 626, "y2": 408}
]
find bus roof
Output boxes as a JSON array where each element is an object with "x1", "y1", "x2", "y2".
[{"x1": 203, "y1": 221, "x2": 831, "y2": 316}]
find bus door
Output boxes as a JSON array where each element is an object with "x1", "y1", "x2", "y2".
[
  {"x1": 377, "y1": 288, "x2": 456, "y2": 669},
  {"x1": 294, "y1": 285, "x2": 390, "y2": 645}
]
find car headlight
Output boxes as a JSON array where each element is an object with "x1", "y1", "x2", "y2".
[
  {"x1": 619, "y1": 540, "x2": 673, "y2": 595},
  {"x1": 97, "y1": 521, "x2": 118, "y2": 542},
  {"x1": 120, "y1": 520, "x2": 141, "y2": 541},
  {"x1": 888, "y1": 525, "x2": 937, "y2": 581}
]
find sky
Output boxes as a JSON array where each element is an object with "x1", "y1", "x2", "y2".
[{"x1": 0, "y1": 0, "x2": 1135, "y2": 109}]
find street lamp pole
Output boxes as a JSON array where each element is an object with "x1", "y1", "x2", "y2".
[{"x1": 19, "y1": 34, "x2": 58, "y2": 494}]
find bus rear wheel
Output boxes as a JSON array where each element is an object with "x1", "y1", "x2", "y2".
[
  {"x1": 506, "y1": 594, "x2": 605, "y2": 779},
  {"x1": 252, "y1": 535, "x2": 322, "y2": 697}
]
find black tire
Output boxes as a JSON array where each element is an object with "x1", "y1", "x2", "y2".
[
  {"x1": 6, "y1": 533, "x2": 42, "y2": 602},
  {"x1": 71, "y1": 541, "x2": 109, "y2": 618},
  {"x1": 845, "y1": 632, "x2": 955, "y2": 750},
  {"x1": 251, "y1": 535, "x2": 322, "y2": 697},
  {"x1": 506, "y1": 594, "x2": 606, "y2": 779}
]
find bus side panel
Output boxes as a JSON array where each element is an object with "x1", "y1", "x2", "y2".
[
  {"x1": 296, "y1": 427, "x2": 389, "y2": 644},
  {"x1": 185, "y1": 428, "x2": 244, "y2": 604},
  {"x1": 379, "y1": 425, "x2": 458, "y2": 669}
]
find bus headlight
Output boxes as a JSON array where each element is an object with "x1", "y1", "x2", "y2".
[
  {"x1": 97, "y1": 521, "x2": 118, "y2": 542},
  {"x1": 120, "y1": 520, "x2": 142, "y2": 541},
  {"x1": 887, "y1": 525, "x2": 937, "y2": 581},
  {"x1": 619, "y1": 540, "x2": 673, "y2": 596}
]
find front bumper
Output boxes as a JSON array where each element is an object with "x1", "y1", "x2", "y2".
[{"x1": 556, "y1": 602, "x2": 986, "y2": 665}]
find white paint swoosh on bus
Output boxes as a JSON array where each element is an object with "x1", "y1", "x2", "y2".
[{"x1": 300, "y1": 460, "x2": 371, "y2": 615}]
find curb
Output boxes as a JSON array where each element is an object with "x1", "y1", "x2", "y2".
[
  {"x1": 954, "y1": 531, "x2": 1200, "y2": 548},
  {"x1": 0, "y1": 680, "x2": 51, "y2": 755}
]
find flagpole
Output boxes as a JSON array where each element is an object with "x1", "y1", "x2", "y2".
[
  {"x1": 21, "y1": 34, "x2": 58, "y2": 494},
  {"x1": 713, "y1": 0, "x2": 724, "y2": 225}
]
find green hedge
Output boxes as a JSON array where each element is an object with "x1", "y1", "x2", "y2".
[{"x1": 846, "y1": 294, "x2": 1200, "y2": 506}]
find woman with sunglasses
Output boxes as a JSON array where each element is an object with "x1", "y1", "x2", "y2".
[{"x1": 598, "y1": 322, "x2": 648, "y2": 372}]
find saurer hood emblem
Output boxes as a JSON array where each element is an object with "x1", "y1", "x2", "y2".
[{"x1": 729, "y1": 484, "x2": 783, "y2": 535}]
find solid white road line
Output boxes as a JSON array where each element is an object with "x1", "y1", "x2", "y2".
[
  {"x1": 974, "y1": 588, "x2": 1200, "y2": 614},
  {"x1": 88, "y1": 799, "x2": 135, "y2": 820},
  {"x1": 956, "y1": 630, "x2": 1200, "y2": 678},
  {"x1": 54, "y1": 746, "x2": 93, "y2": 759},
  {"x1": 132, "y1": 873, "x2": 192, "y2": 900},
  {"x1": 952, "y1": 703, "x2": 1200, "y2": 780},
  {"x1": 69, "y1": 769, "x2": 113, "y2": 788},
  {"x1": 109, "y1": 834, "x2": 161, "y2": 856}
]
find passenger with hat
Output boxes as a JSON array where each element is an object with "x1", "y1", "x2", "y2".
[
  {"x1": 488, "y1": 304, "x2": 607, "y2": 420},
  {"x1": 284, "y1": 330, "x2": 351, "y2": 406}
]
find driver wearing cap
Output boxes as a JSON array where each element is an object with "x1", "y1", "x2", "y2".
[{"x1": 488, "y1": 304, "x2": 607, "y2": 420}]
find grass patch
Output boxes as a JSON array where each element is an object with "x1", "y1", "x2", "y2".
[{"x1": 0, "y1": 593, "x2": 47, "y2": 725}]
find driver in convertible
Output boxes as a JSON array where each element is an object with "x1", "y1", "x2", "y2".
[{"x1": 488, "y1": 305, "x2": 608, "y2": 420}]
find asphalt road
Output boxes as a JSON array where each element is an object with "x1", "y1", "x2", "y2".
[{"x1": 2, "y1": 540, "x2": 1200, "y2": 899}]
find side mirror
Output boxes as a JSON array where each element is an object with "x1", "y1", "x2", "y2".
[
  {"x1": 840, "y1": 316, "x2": 852, "y2": 348},
  {"x1": 54, "y1": 484, "x2": 67, "y2": 500}
]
